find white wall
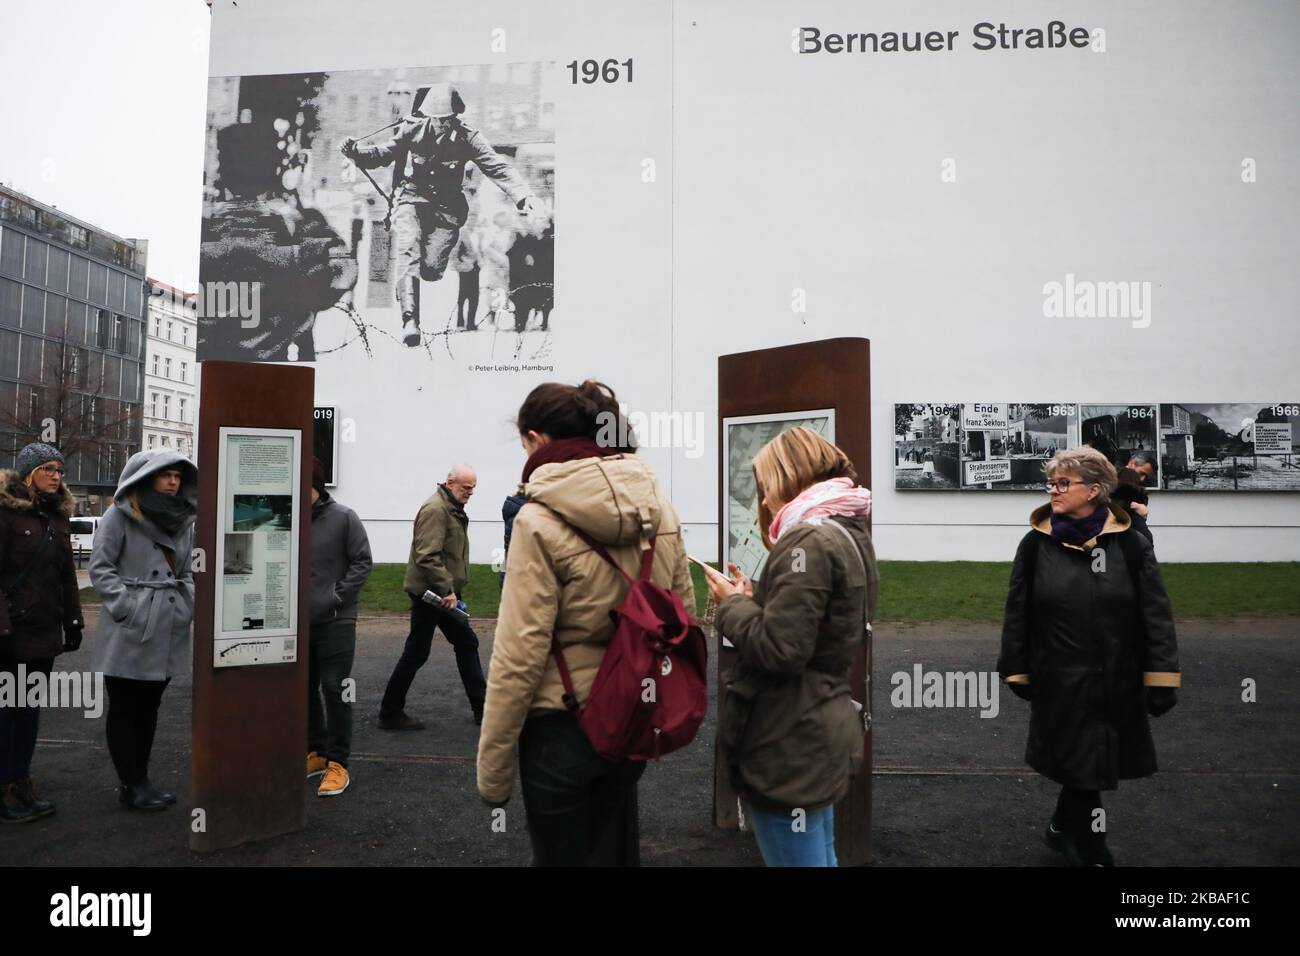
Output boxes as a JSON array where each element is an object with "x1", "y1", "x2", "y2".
[{"x1": 208, "y1": 0, "x2": 1300, "y2": 564}]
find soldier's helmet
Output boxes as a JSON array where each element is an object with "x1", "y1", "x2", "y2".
[{"x1": 413, "y1": 83, "x2": 466, "y2": 118}]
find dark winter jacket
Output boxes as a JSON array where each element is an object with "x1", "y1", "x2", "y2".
[
  {"x1": 1112, "y1": 472, "x2": 1154, "y2": 547},
  {"x1": 0, "y1": 469, "x2": 83, "y2": 661},
  {"x1": 998, "y1": 502, "x2": 1180, "y2": 791},
  {"x1": 309, "y1": 492, "x2": 373, "y2": 628},
  {"x1": 499, "y1": 492, "x2": 526, "y2": 587},
  {"x1": 715, "y1": 515, "x2": 878, "y2": 812}
]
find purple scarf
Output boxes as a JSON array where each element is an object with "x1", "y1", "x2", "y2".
[{"x1": 1049, "y1": 503, "x2": 1110, "y2": 545}]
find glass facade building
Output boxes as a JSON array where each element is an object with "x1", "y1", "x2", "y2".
[{"x1": 0, "y1": 185, "x2": 148, "y2": 514}]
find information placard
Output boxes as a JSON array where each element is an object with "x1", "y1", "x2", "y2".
[
  {"x1": 212, "y1": 427, "x2": 303, "y2": 668},
  {"x1": 722, "y1": 409, "x2": 835, "y2": 583},
  {"x1": 963, "y1": 403, "x2": 1009, "y2": 431},
  {"x1": 1255, "y1": 423, "x2": 1293, "y2": 454},
  {"x1": 964, "y1": 459, "x2": 1012, "y2": 485}
]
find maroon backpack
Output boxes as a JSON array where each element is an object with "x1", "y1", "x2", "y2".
[{"x1": 550, "y1": 522, "x2": 708, "y2": 762}]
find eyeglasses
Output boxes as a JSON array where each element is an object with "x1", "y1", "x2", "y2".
[
  {"x1": 36, "y1": 466, "x2": 65, "y2": 477},
  {"x1": 1045, "y1": 478, "x2": 1086, "y2": 493}
]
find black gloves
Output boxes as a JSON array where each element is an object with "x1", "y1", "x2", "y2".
[
  {"x1": 62, "y1": 626, "x2": 83, "y2": 653},
  {"x1": 1147, "y1": 686, "x2": 1178, "y2": 717},
  {"x1": 1007, "y1": 682, "x2": 1032, "y2": 702}
]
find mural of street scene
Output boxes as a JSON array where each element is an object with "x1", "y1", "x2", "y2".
[
  {"x1": 232, "y1": 494, "x2": 293, "y2": 531},
  {"x1": 959, "y1": 403, "x2": 1078, "y2": 490},
  {"x1": 894, "y1": 404, "x2": 960, "y2": 489},
  {"x1": 1161, "y1": 403, "x2": 1300, "y2": 491},
  {"x1": 1080, "y1": 404, "x2": 1160, "y2": 483}
]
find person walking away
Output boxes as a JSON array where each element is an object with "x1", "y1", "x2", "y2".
[{"x1": 477, "y1": 380, "x2": 695, "y2": 866}]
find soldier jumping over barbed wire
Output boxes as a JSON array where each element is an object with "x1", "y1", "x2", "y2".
[{"x1": 341, "y1": 83, "x2": 537, "y2": 347}]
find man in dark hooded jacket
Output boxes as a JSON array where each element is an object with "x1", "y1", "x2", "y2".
[{"x1": 306, "y1": 460, "x2": 372, "y2": 797}]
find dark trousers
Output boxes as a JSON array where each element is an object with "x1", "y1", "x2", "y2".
[
  {"x1": 308, "y1": 621, "x2": 356, "y2": 766},
  {"x1": 380, "y1": 593, "x2": 485, "y2": 719},
  {"x1": 104, "y1": 675, "x2": 170, "y2": 787},
  {"x1": 1055, "y1": 786, "x2": 1104, "y2": 839},
  {"x1": 518, "y1": 711, "x2": 644, "y2": 867},
  {"x1": 457, "y1": 266, "x2": 480, "y2": 329},
  {"x1": 0, "y1": 656, "x2": 52, "y2": 785}
]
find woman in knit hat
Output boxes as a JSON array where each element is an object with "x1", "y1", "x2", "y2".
[{"x1": 0, "y1": 442, "x2": 84, "y2": 823}]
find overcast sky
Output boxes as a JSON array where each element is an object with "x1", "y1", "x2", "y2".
[{"x1": 0, "y1": 0, "x2": 212, "y2": 291}]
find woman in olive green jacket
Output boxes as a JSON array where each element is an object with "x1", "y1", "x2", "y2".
[{"x1": 709, "y1": 427, "x2": 877, "y2": 867}]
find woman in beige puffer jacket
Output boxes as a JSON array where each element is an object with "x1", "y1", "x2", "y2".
[{"x1": 476, "y1": 380, "x2": 694, "y2": 866}]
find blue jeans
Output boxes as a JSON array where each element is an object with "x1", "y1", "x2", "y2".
[{"x1": 748, "y1": 804, "x2": 837, "y2": 867}]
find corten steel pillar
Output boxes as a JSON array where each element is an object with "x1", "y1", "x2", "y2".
[
  {"x1": 191, "y1": 361, "x2": 314, "y2": 852},
  {"x1": 714, "y1": 337, "x2": 873, "y2": 865}
]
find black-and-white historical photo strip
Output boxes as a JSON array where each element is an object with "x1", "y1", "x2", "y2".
[{"x1": 1161, "y1": 403, "x2": 1300, "y2": 491}]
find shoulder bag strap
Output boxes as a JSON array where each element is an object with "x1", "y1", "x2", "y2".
[{"x1": 823, "y1": 518, "x2": 874, "y2": 732}]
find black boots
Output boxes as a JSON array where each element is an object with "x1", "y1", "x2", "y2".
[
  {"x1": 397, "y1": 276, "x2": 421, "y2": 346},
  {"x1": 0, "y1": 778, "x2": 56, "y2": 823},
  {"x1": 1044, "y1": 817, "x2": 1114, "y2": 867},
  {"x1": 119, "y1": 782, "x2": 167, "y2": 812}
]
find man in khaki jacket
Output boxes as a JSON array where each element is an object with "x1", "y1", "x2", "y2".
[{"x1": 379, "y1": 465, "x2": 484, "y2": 729}]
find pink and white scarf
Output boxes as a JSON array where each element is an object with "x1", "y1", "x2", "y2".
[{"x1": 768, "y1": 477, "x2": 872, "y2": 543}]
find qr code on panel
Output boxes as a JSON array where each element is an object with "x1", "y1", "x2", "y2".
[{"x1": 284, "y1": 639, "x2": 295, "y2": 651}]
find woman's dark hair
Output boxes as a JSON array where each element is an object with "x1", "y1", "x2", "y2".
[{"x1": 515, "y1": 379, "x2": 637, "y2": 452}]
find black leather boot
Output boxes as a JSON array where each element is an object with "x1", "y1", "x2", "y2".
[
  {"x1": 397, "y1": 275, "x2": 421, "y2": 346},
  {"x1": 119, "y1": 782, "x2": 167, "y2": 812},
  {"x1": 140, "y1": 779, "x2": 177, "y2": 806}
]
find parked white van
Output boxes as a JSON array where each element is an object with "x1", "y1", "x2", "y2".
[{"x1": 69, "y1": 516, "x2": 101, "y2": 561}]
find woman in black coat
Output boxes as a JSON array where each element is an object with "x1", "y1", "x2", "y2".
[
  {"x1": 998, "y1": 447, "x2": 1180, "y2": 866},
  {"x1": 0, "y1": 443, "x2": 85, "y2": 823}
]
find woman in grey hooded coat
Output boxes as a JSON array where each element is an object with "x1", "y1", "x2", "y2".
[{"x1": 90, "y1": 450, "x2": 198, "y2": 811}]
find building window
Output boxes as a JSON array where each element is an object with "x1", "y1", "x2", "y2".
[
  {"x1": 181, "y1": 325, "x2": 189, "y2": 347},
  {"x1": 162, "y1": 394, "x2": 170, "y2": 420},
  {"x1": 180, "y1": 360, "x2": 187, "y2": 382},
  {"x1": 148, "y1": 434, "x2": 155, "y2": 448},
  {"x1": 162, "y1": 435, "x2": 170, "y2": 447},
  {"x1": 151, "y1": 392, "x2": 159, "y2": 418},
  {"x1": 151, "y1": 354, "x2": 159, "y2": 375},
  {"x1": 166, "y1": 320, "x2": 173, "y2": 341},
  {"x1": 179, "y1": 397, "x2": 187, "y2": 422},
  {"x1": 151, "y1": 316, "x2": 159, "y2": 337},
  {"x1": 164, "y1": 356, "x2": 172, "y2": 378}
]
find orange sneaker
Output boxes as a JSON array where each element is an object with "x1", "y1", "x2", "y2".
[
  {"x1": 318, "y1": 761, "x2": 350, "y2": 797},
  {"x1": 306, "y1": 752, "x2": 328, "y2": 779}
]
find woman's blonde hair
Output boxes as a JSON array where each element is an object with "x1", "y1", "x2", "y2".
[
  {"x1": 1044, "y1": 446, "x2": 1119, "y2": 503},
  {"x1": 752, "y1": 427, "x2": 857, "y2": 538}
]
